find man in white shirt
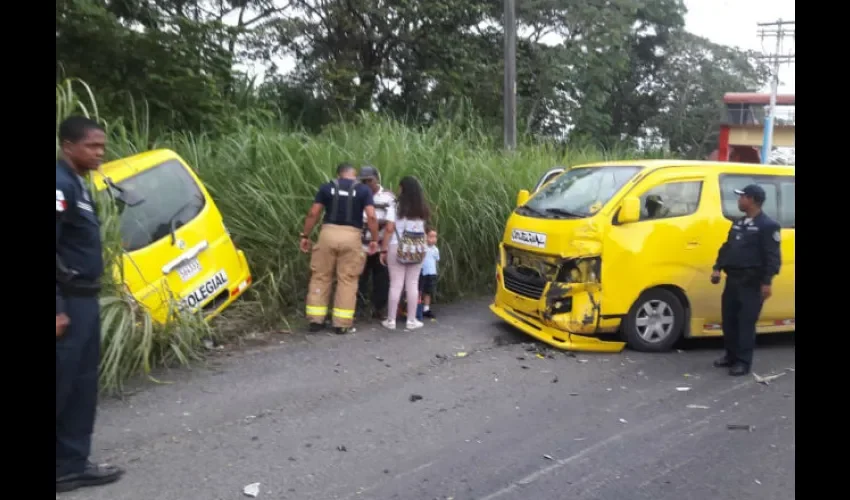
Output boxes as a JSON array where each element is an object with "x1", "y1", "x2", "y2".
[{"x1": 357, "y1": 165, "x2": 396, "y2": 319}]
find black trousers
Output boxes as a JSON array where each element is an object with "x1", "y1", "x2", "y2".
[
  {"x1": 721, "y1": 278, "x2": 764, "y2": 366},
  {"x1": 56, "y1": 296, "x2": 100, "y2": 478},
  {"x1": 358, "y1": 253, "x2": 389, "y2": 313}
]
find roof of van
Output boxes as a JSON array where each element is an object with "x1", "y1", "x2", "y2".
[
  {"x1": 574, "y1": 159, "x2": 795, "y2": 174},
  {"x1": 92, "y1": 149, "x2": 181, "y2": 189}
]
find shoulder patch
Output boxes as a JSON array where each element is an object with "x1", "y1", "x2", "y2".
[
  {"x1": 772, "y1": 231, "x2": 781, "y2": 242},
  {"x1": 56, "y1": 189, "x2": 67, "y2": 212}
]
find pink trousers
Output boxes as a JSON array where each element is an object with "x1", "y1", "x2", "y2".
[{"x1": 386, "y1": 244, "x2": 424, "y2": 321}]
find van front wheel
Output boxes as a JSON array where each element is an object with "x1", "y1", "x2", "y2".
[{"x1": 623, "y1": 289, "x2": 685, "y2": 352}]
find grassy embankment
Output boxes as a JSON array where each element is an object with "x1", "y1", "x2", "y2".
[{"x1": 57, "y1": 78, "x2": 663, "y2": 393}]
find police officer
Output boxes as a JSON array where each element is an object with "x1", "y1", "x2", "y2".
[
  {"x1": 357, "y1": 165, "x2": 396, "y2": 319},
  {"x1": 300, "y1": 163, "x2": 380, "y2": 334},
  {"x1": 710, "y1": 184, "x2": 781, "y2": 376},
  {"x1": 56, "y1": 116, "x2": 125, "y2": 492}
]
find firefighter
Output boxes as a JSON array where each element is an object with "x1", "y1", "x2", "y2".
[{"x1": 300, "y1": 163, "x2": 379, "y2": 334}]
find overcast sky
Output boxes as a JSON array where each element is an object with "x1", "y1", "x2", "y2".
[{"x1": 684, "y1": 0, "x2": 795, "y2": 93}]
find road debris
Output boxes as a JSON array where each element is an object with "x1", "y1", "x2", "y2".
[
  {"x1": 727, "y1": 424, "x2": 753, "y2": 432},
  {"x1": 755, "y1": 479, "x2": 762, "y2": 485},
  {"x1": 619, "y1": 418, "x2": 628, "y2": 424},
  {"x1": 455, "y1": 352, "x2": 468, "y2": 358},
  {"x1": 243, "y1": 482, "x2": 261, "y2": 497},
  {"x1": 337, "y1": 445, "x2": 347, "y2": 452},
  {"x1": 676, "y1": 387, "x2": 691, "y2": 392},
  {"x1": 521, "y1": 365, "x2": 529, "y2": 370},
  {"x1": 543, "y1": 454, "x2": 554, "y2": 460},
  {"x1": 686, "y1": 404, "x2": 710, "y2": 409},
  {"x1": 753, "y1": 371, "x2": 787, "y2": 385},
  {"x1": 375, "y1": 356, "x2": 384, "y2": 362},
  {"x1": 409, "y1": 394, "x2": 423, "y2": 402},
  {"x1": 569, "y1": 392, "x2": 579, "y2": 396},
  {"x1": 551, "y1": 376, "x2": 559, "y2": 383}
]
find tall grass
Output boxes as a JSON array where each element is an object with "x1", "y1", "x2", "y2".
[{"x1": 57, "y1": 78, "x2": 665, "y2": 389}]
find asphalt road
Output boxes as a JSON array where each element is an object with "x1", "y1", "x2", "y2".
[{"x1": 63, "y1": 299, "x2": 795, "y2": 500}]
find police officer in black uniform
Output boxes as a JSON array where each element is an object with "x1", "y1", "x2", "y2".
[
  {"x1": 710, "y1": 184, "x2": 781, "y2": 376},
  {"x1": 56, "y1": 116, "x2": 124, "y2": 492}
]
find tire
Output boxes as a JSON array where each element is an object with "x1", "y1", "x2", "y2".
[{"x1": 623, "y1": 288, "x2": 685, "y2": 352}]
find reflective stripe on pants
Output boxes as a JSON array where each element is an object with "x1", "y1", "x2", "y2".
[{"x1": 306, "y1": 224, "x2": 367, "y2": 327}]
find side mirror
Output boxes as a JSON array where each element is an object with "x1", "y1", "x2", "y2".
[
  {"x1": 618, "y1": 196, "x2": 641, "y2": 224},
  {"x1": 516, "y1": 189, "x2": 530, "y2": 207}
]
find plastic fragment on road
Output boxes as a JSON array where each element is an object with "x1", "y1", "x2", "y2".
[
  {"x1": 455, "y1": 352, "x2": 468, "y2": 358},
  {"x1": 753, "y1": 371, "x2": 787, "y2": 385},
  {"x1": 409, "y1": 394, "x2": 423, "y2": 402},
  {"x1": 676, "y1": 387, "x2": 691, "y2": 392},
  {"x1": 686, "y1": 404, "x2": 710, "y2": 409},
  {"x1": 543, "y1": 454, "x2": 554, "y2": 460},
  {"x1": 243, "y1": 482, "x2": 260, "y2": 497},
  {"x1": 619, "y1": 418, "x2": 628, "y2": 424}
]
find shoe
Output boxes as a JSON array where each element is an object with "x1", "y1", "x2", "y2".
[
  {"x1": 713, "y1": 356, "x2": 733, "y2": 368},
  {"x1": 729, "y1": 362, "x2": 750, "y2": 377},
  {"x1": 405, "y1": 319, "x2": 424, "y2": 330},
  {"x1": 381, "y1": 319, "x2": 396, "y2": 330},
  {"x1": 423, "y1": 310, "x2": 435, "y2": 319},
  {"x1": 335, "y1": 326, "x2": 356, "y2": 335},
  {"x1": 57, "y1": 462, "x2": 124, "y2": 492},
  {"x1": 308, "y1": 323, "x2": 324, "y2": 333}
]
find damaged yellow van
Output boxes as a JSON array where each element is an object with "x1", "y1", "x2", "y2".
[
  {"x1": 93, "y1": 149, "x2": 252, "y2": 324},
  {"x1": 491, "y1": 160, "x2": 795, "y2": 353}
]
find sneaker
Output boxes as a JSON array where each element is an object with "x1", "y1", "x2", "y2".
[
  {"x1": 308, "y1": 323, "x2": 324, "y2": 333},
  {"x1": 405, "y1": 319, "x2": 424, "y2": 330},
  {"x1": 381, "y1": 319, "x2": 396, "y2": 330},
  {"x1": 423, "y1": 310, "x2": 435, "y2": 319},
  {"x1": 335, "y1": 326, "x2": 356, "y2": 335}
]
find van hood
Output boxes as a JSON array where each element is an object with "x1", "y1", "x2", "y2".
[{"x1": 503, "y1": 213, "x2": 604, "y2": 256}]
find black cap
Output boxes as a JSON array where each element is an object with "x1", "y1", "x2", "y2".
[
  {"x1": 734, "y1": 184, "x2": 766, "y2": 203},
  {"x1": 358, "y1": 165, "x2": 381, "y2": 182}
]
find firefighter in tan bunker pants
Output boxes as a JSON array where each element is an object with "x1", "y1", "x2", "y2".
[{"x1": 300, "y1": 163, "x2": 379, "y2": 334}]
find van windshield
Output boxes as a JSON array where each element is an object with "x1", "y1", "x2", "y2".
[
  {"x1": 520, "y1": 166, "x2": 642, "y2": 218},
  {"x1": 116, "y1": 159, "x2": 207, "y2": 252}
]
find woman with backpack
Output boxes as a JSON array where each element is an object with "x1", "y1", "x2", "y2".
[{"x1": 379, "y1": 175, "x2": 431, "y2": 330}]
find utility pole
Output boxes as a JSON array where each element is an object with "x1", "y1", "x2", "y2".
[
  {"x1": 756, "y1": 19, "x2": 795, "y2": 164},
  {"x1": 503, "y1": 0, "x2": 517, "y2": 150}
]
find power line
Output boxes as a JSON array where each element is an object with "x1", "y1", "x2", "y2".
[{"x1": 756, "y1": 19, "x2": 795, "y2": 164}]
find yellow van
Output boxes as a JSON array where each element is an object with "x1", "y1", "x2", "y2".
[
  {"x1": 490, "y1": 160, "x2": 795, "y2": 353},
  {"x1": 93, "y1": 149, "x2": 253, "y2": 324}
]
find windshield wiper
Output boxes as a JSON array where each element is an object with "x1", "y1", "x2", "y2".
[
  {"x1": 166, "y1": 194, "x2": 203, "y2": 246},
  {"x1": 516, "y1": 205, "x2": 546, "y2": 217},
  {"x1": 545, "y1": 207, "x2": 584, "y2": 218}
]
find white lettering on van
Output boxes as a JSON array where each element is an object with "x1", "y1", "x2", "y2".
[{"x1": 182, "y1": 270, "x2": 229, "y2": 309}]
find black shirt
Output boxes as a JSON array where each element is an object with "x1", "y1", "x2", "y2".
[
  {"x1": 315, "y1": 178, "x2": 374, "y2": 229},
  {"x1": 713, "y1": 211, "x2": 782, "y2": 285},
  {"x1": 56, "y1": 160, "x2": 104, "y2": 314}
]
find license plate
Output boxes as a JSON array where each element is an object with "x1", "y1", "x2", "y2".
[
  {"x1": 177, "y1": 258, "x2": 202, "y2": 282},
  {"x1": 182, "y1": 270, "x2": 229, "y2": 310},
  {"x1": 511, "y1": 229, "x2": 547, "y2": 249}
]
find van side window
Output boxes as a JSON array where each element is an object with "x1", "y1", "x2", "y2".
[
  {"x1": 718, "y1": 174, "x2": 794, "y2": 228},
  {"x1": 638, "y1": 181, "x2": 703, "y2": 221}
]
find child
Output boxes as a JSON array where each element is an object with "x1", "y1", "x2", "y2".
[{"x1": 419, "y1": 228, "x2": 440, "y2": 318}]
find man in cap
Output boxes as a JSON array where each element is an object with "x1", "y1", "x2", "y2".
[
  {"x1": 357, "y1": 165, "x2": 396, "y2": 319},
  {"x1": 710, "y1": 184, "x2": 781, "y2": 376}
]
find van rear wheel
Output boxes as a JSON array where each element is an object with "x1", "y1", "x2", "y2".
[{"x1": 623, "y1": 288, "x2": 685, "y2": 352}]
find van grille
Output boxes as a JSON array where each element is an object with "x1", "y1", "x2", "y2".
[{"x1": 503, "y1": 266, "x2": 547, "y2": 300}]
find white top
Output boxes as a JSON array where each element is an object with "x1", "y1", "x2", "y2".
[
  {"x1": 389, "y1": 217, "x2": 426, "y2": 246},
  {"x1": 362, "y1": 186, "x2": 397, "y2": 251}
]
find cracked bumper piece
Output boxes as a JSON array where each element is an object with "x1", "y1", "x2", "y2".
[{"x1": 490, "y1": 302, "x2": 625, "y2": 353}]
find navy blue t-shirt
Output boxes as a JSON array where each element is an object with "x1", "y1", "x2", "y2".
[{"x1": 315, "y1": 178, "x2": 374, "y2": 229}]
